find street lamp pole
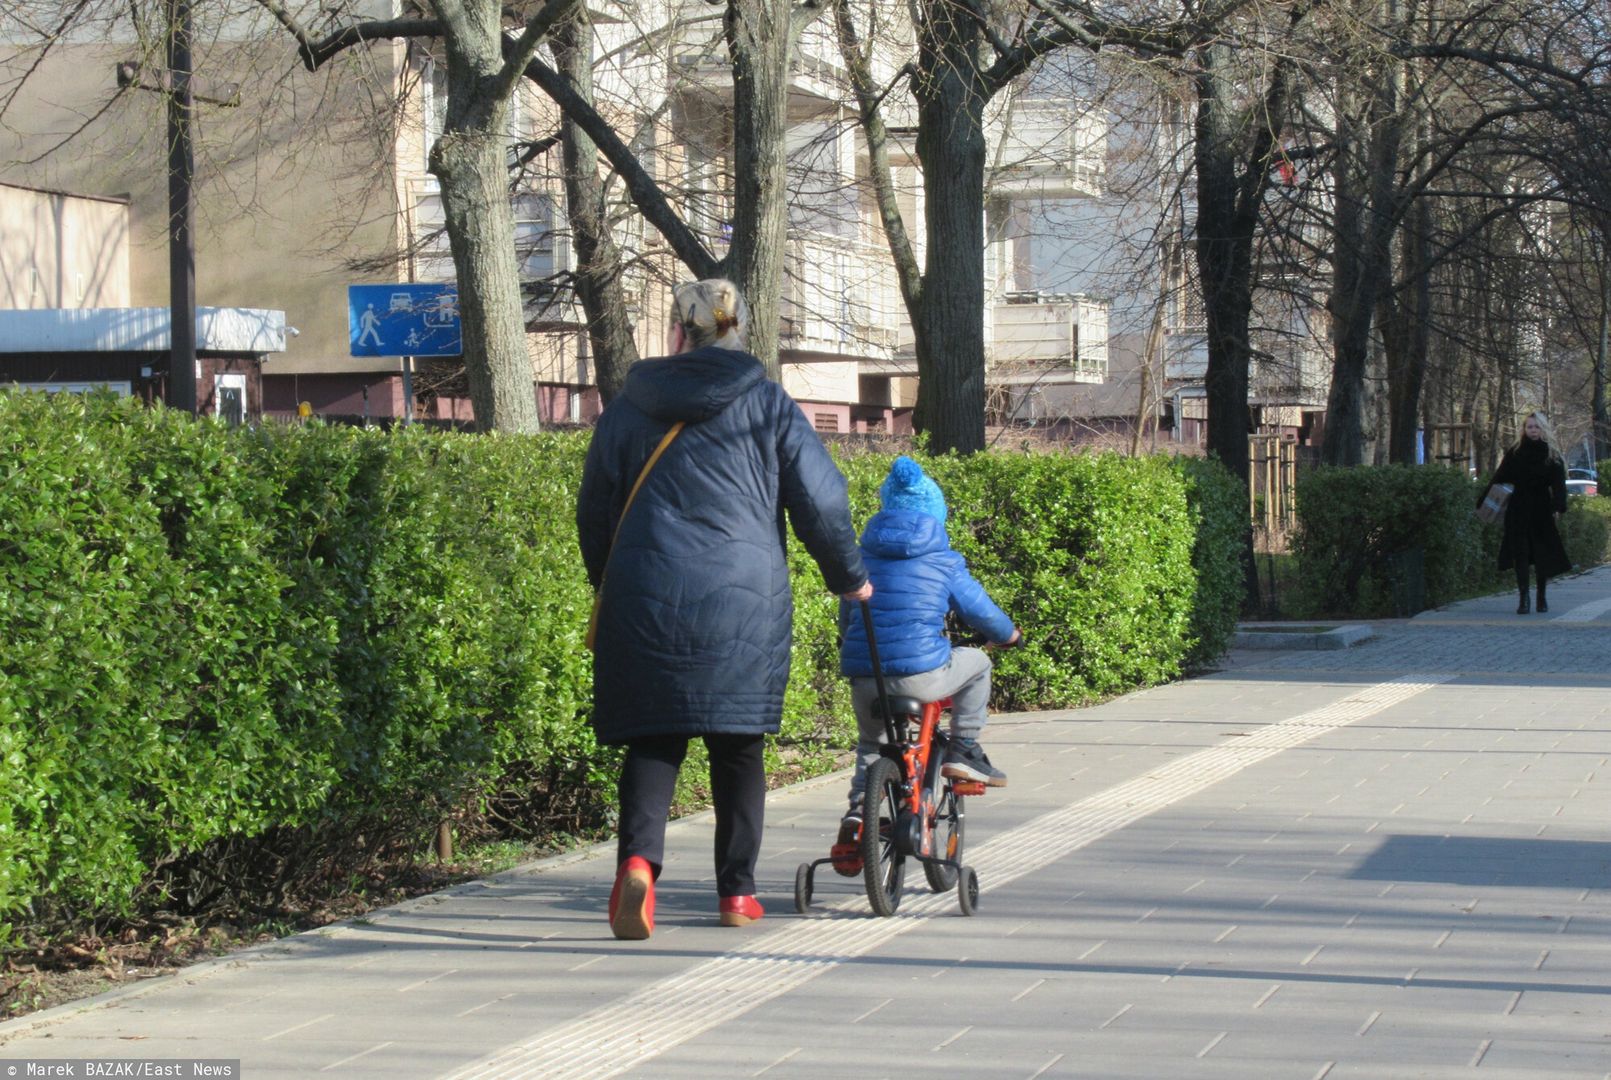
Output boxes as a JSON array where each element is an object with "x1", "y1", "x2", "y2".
[{"x1": 165, "y1": 0, "x2": 198, "y2": 414}]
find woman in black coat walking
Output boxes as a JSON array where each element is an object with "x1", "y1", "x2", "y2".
[
  {"x1": 577, "y1": 278, "x2": 871, "y2": 940},
  {"x1": 1479, "y1": 411, "x2": 1569, "y2": 614}
]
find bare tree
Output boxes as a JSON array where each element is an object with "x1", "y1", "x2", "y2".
[
  {"x1": 549, "y1": 7, "x2": 637, "y2": 403},
  {"x1": 257, "y1": 0, "x2": 582, "y2": 433},
  {"x1": 507, "y1": 0, "x2": 834, "y2": 384}
]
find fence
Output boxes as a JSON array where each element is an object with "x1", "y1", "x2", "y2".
[{"x1": 1249, "y1": 434, "x2": 1298, "y2": 547}]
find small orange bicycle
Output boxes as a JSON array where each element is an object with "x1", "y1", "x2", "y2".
[{"x1": 794, "y1": 602, "x2": 987, "y2": 917}]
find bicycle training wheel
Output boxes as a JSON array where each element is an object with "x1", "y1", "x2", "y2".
[
  {"x1": 923, "y1": 786, "x2": 963, "y2": 893},
  {"x1": 861, "y1": 757, "x2": 907, "y2": 916},
  {"x1": 794, "y1": 861, "x2": 814, "y2": 914},
  {"x1": 958, "y1": 865, "x2": 980, "y2": 916}
]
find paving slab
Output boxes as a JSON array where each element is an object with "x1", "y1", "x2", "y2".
[{"x1": 4, "y1": 568, "x2": 1611, "y2": 1078}]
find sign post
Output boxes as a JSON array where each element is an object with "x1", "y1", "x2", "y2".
[{"x1": 348, "y1": 284, "x2": 461, "y2": 425}]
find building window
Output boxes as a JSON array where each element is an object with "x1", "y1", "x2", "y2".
[
  {"x1": 514, "y1": 193, "x2": 555, "y2": 279},
  {"x1": 813, "y1": 411, "x2": 838, "y2": 434},
  {"x1": 215, "y1": 373, "x2": 247, "y2": 426},
  {"x1": 409, "y1": 188, "x2": 556, "y2": 283},
  {"x1": 410, "y1": 188, "x2": 455, "y2": 283},
  {"x1": 1166, "y1": 242, "x2": 1206, "y2": 335}
]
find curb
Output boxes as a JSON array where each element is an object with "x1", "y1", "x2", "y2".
[{"x1": 1233, "y1": 623, "x2": 1373, "y2": 651}]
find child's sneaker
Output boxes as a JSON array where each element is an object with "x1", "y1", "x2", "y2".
[
  {"x1": 830, "y1": 797, "x2": 864, "y2": 876},
  {"x1": 942, "y1": 739, "x2": 1007, "y2": 787}
]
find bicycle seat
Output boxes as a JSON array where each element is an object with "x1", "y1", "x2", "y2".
[{"x1": 873, "y1": 695, "x2": 926, "y2": 721}]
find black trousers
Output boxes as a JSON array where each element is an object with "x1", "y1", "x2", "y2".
[
  {"x1": 617, "y1": 733, "x2": 766, "y2": 898},
  {"x1": 1513, "y1": 534, "x2": 1548, "y2": 596}
]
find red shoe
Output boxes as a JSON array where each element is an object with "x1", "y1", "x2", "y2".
[
  {"x1": 830, "y1": 813, "x2": 863, "y2": 877},
  {"x1": 609, "y1": 856, "x2": 654, "y2": 940},
  {"x1": 718, "y1": 895, "x2": 764, "y2": 927}
]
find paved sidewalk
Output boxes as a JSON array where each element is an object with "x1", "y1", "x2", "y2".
[{"x1": 5, "y1": 568, "x2": 1611, "y2": 1078}]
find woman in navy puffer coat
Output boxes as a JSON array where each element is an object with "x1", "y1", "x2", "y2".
[{"x1": 577, "y1": 279, "x2": 869, "y2": 940}]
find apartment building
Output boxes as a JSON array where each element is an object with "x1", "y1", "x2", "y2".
[{"x1": 0, "y1": 2, "x2": 1112, "y2": 429}]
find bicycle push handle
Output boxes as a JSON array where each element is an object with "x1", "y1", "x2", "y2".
[{"x1": 857, "y1": 600, "x2": 900, "y2": 747}]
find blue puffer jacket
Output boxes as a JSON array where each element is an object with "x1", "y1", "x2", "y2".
[
  {"x1": 839, "y1": 509, "x2": 1015, "y2": 678},
  {"x1": 577, "y1": 347, "x2": 867, "y2": 744}
]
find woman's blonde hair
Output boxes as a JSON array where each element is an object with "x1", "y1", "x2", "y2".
[
  {"x1": 1516, "y1": 409, "x2": 1563, "y2": 461},
  {"x1": 671, "y1": 278, "x2": 749, "y2": 352}
]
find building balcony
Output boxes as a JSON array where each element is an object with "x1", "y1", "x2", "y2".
[
  {"x1": 779, "y1": 228, "x2": 909, "y2": 363},
  {"x1": 989, "y1": 100, "x2": 1107, "y2": 199},
  {"x1": 989, "y1": 292, "x2": 1110, "y2": 385},
  {"x1": 669, "y1": 7, "x2": 853, "y2": 108}
]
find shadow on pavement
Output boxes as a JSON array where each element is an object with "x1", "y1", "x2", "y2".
[{"x1": 1349, "y1": 834, "x2": 1611, "y2": 889}]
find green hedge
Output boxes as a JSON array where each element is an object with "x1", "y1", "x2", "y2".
[
  {"x1": 1292, "y1": 464, "x2": 1611, "y2": 618},
  {"x1": 0, "y1": 394, "x2": 1243, "y2": 933},
  {"x1": 1291, "y1": 465, "x2": 1491, "y2": 617},
  {"x1": 1561, "y1": 495, "x2": 1611, "y2": 569},
  {"x1": 1173, "y1": 456, "x2": 1248, "y2": 666}
]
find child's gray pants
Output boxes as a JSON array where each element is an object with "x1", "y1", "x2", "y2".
[{"x1": 846, "y1": 646, "x2": 992, "y2": 802}]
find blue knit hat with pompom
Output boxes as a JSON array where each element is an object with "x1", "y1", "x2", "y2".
[{"x1": 879, "y1": 455, "x2": 947, "y2": 524}]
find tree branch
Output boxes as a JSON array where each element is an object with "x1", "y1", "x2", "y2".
[
  {"x1": 252, "y1": 0, "x2": 438, "y2": 71},
  {"x1": 986, "y1": 0, "x2": 1187, "y2": 89},
  {"x1": 429, "y1": 0, "x2": 474, "y2": 46},
  {"x1": 1393, "y1": 43, "x2": 1591, "y2": 90},
  {"x1": 791, "y1": 0, "x2": 830, "y2": 35},
  {"x1": 833, "y1": 0, "x2": 921, "y2": 310},
  {"x1": 511, "y1": 46, "x2": 720, "y2": 279},
  {"x1": 489, "y1": 0, "x2": 579, "y2": 103}
]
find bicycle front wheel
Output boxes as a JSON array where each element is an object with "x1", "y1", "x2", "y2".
[{"x1": 861, "y1": 757, "x2": 907, "y2": 916}]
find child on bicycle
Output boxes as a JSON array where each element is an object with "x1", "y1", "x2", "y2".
[{"x1": 834, "y1": 456, "x2": 1020, "y2": 867}]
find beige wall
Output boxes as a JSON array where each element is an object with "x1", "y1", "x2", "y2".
[
  {"x1": 0, "y1": 39, "x2": 407, "y2": 375},
  {"x1": 784, "y1": 361, "x2": 860, "y2": 404},
  {"x1": 0, "y1": 184, "x2": 129, "y2": 308}
]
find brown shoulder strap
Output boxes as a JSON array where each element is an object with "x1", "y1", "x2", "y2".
[
  {"x1": 587, "y1": 421, "x2": 685, "y2": 652},
  {"x1": 608, "y1": 421, "x2": 685, "y2": 553}
]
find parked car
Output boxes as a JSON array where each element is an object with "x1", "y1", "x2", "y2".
[
  {"x1": 1567, "y1": 478, "x2": 1598, "y2": 497},
  {"x1": 1568, "y1": 466, "x2": 1597, "y2": 482}
]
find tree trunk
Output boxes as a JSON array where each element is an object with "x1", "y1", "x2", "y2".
[
  {"x1": 1323, "y1": 126, "x2": 1371, "y2": 467},
  {"x1": 1384, "y1": 195, "x2": 1432, "y2": 464},
  {"x1": 551, "y1": 10, "x2": 638, "y2": 403},
  {"x1": 723, "y1": 0, "x2": 795, "y2": 380},
  {"x1": 911, "y1": 0, "x2": 990, "y2": 455},
  {"x1": 429, "y1": 0, "x2": 540, "y2": 433},
  {"x1": 1193, "y1": 40, "x2": 1290, "y2": 613},
  {"x1": 1193, "y1": 44, "x2": 1259, "y2": 486},
  {"x1": 1321, "y1": 0, "x2": 1408, "y2": 466},
  {"x1": 1595, "y1": 246, "x2": 1610, "y2": 461},
  {"x1": 1322, "y1": 82, "x2": 1405, "y2": 466}
]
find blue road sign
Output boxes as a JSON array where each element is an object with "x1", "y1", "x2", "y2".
[{"x1": 348, "y1": 283, "x2": 462, "y2": 357}]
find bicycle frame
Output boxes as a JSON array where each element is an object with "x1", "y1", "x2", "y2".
[
  {"x1": 792, "y1": 603, "x2": 985, "y2": 917},
  {"x1": 879, "y1": 700, "x2": 987, "y2": 855}
]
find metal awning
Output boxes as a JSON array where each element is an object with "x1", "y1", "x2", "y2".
[{"x1": 0, "y1": 307, "x2": 287, "y2": 354}]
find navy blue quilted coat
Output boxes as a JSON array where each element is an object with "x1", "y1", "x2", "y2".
[
  {"x1": 577, "y1": 347, "x2": 867, "y2": 744},
  {"x1": 839, "y1": 509, "x2": 1015, "y2": 679}
]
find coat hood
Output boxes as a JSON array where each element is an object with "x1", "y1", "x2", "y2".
[
  {"x1": 860, "y1": 508, "x2": 950, "y2": 559},
  {"x1": 623, "y1": 347, "x2": 766, "y2": 423}
]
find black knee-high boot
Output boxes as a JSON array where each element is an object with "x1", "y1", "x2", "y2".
[
  {"x1": 1516, "y1": 565, "x2": 1531, "y2": 614},
  {"x1": 1537, "y1": 574, "x2": 1548, "y2": 613}
]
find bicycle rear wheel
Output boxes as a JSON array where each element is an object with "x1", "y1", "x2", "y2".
[
  {"x1": 923, "y1": 787, "x2": 963, "y2": 893},
  {"x1": 861, "y1": 757, "x2": 907, "y2": 916}
]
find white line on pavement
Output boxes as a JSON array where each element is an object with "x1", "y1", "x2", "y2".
[
  {"x1": 442, "y1": 674, "x2": 1451, "y2": 1080},
  {"x1": 1552, "y1": 596, "x2": 1611, "y2": 622}
]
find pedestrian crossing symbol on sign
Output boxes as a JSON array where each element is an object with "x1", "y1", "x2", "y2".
[{"x1": 347, "y1": 283, "x2": 462, "y2": 357}]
